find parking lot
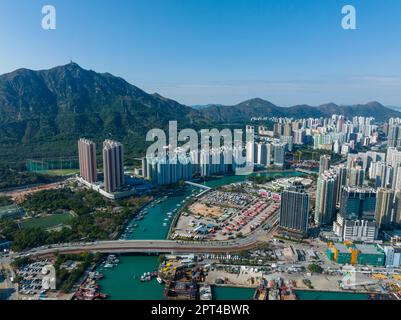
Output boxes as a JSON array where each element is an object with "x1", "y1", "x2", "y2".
[
  {"x1": 16, "y1": 260, "x2": 53, "y2": 297},
  {"x1": 173, "y1": 183, "x2": 280, "y2": 241}
]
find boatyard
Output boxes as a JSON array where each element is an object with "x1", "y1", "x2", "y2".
[{"x1": 172, "y1": 181, "x2": 282, "y2": 241}]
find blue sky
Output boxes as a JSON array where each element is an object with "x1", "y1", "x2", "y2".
[{"x1": 1, "y1": 0, "x2": 401, "y2": 106}]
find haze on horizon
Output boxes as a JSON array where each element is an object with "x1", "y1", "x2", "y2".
[{"x1": 1, "y1": 0, "x2": 401, "y2": 107}]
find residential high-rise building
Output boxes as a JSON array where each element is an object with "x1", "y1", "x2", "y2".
[
  {"x1": 279, "y1": 183, "x2": 309, "y2": 235},
  {"x1": 375, "y1": 188, "x2": 396, "y2": 229},
  {"x1": 349, "y1": 166, "x2": 365, "y2": 187},
  {"x1": 198, "y1": 148, "x2": 230, "y2": 177},
  {"x1": 266, "y1": 143, "x2": 273, "y2": 167},
  {"x1": 141, "y1": 157, "x2": 148, "y2": 178},
  {"x1": 103, "y1": 140, "x2": 124, "y2": 193},
  {"x1": 396, "y1": 190, "x2": 401, "y2": 225},
  {"x1": 319, "y1": 155, "x2": 331, "y2": 175},
  {"x1": 146, "y1": 154, "x2": 193, "y2": 185},
  {"x1": 335, "y1": 165, "x2": 348, "y2": 205},
  {"x1": 273, "y1": 123, "x2": 282, "y2": 137},
  {"x1": 283, "y1": 122, "x2": 292, "y2": 137},
  {"x1": 315, "y1": 169, "x2": 338, "y2": 225},
  {"x1": 246, "y1": 141, "x2": 258, "y2": 164},
  {"x1": 78, "y1": 138, "x2": 97, "y2": 183},
  {"x1": 333, "y1": 187, "x2": 378, "y2": 241},
  {"x1": 339, "y1": 187, "x2": 377, "y2": 221},
  {"x1": 294, "y1": 129, "x2": 305, "y2": 145},
  {"x1": 365, "y1": 151, "x2": 386, "y2": 171},
  {"x1": 369, "y1": 162, "x2": 393, "y2": 188},
  {"x1": 273, "y1": 143, "x2": 285, "y2": 167},
  {"x1": 387, "y1": 125, "x2": 401, "y2": 147},
  {"x1": 256, "y1": 143, "x2": 269, "y2": 166},
  {"x1": 392, "y1": 165, "x2": 401, "y2": 190},
  {"x1": 387, "y1": 147, "x2": 401, "y2": 167},
  {"x1": 280, "y1": 136, "x2": 293, "y2": 152}
]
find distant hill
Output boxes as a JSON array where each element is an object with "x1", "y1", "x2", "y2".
[
  {"x1": 0, "y1": 63, "x2": 399, "y2": 167},
  {"x1": 191, "y1": 104, "x2": 223, "y2": 110},
  {"x1": 198, "y1": 99, "x2": 401, "y2": 122},
  {"x1": 387, "y1": 105, "x2": 401, "y2": 112}
]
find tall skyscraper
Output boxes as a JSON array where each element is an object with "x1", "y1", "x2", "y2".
[
  {"x1": 335, "y1": 165, "x2": 348, "y2": 205},
  {"x1": 387, "y1": 147, "x2": 401, "y2": 167},
  {"x1": 273, "y1": 143, "x2": 285, "y2": 167},
  {"x1": 103, "y1": 140, "x2": 124, "y2": 193},
  {"x1": 256, "y1": 143, "x2": 268, "y2": 165},
  {"x1": 266, "y1": 143, "x2": 273, "y2": 167},
  {"x1": 392, "y1": 165, "x2": 401, "y2": 190},
  {"x1": 387, "y1": 125, "x2": 401, "y2": 148},
  {"x1": 375, "y1": 188, "x2": 396, "y2": 229},
  {"x1": 294, "y1": 129, "x2": 305, "y2": 145},
  {"x1": 279, "y1": 183, "x2": 309, "y2": 235},
  {"x1": 78, "y1": 138, "x2": 97, "y2": 183},
  {"x1": 349, "y1": 166, "x2": 365, "y2": 187},
  {"x1": 315, "y1": 170, "x2": 338, "y2": 226},
  {"x1": 339, "y1": 187, "x2": 377, "y2": 221},
  {"x1": 395, "y1": 191, "x2": 401, "y2": 225},
  {"x1": 246, "y1": 141, "x2": 258, "y2": 164},
  {"x1": 283, "y1": 122, "x2": 292, "y2": 137},
  {"x1": 333, "y1": 187, "x2": 378, "y2": 241},
  {"x1": 319, "y1": 155, "x2": 331, "y2": 175},
  {"x1": 273, "y1": 123, "x2": 282, "y2": 138},
  {"x1": 280, "y1": 135, "x2": 293, "y2": 152},
  {"x1": 369, "y1": 162, "x2": 393, "y2": 188}
]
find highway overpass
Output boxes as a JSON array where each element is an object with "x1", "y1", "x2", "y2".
[
  {"x1": 15, "y1": 217, "x2": 276, "y2": 259},
  {"x1": 16, "y1": 237, "x2": 265, "y2": 258}
]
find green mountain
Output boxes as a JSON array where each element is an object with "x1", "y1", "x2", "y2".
[{"x1": 0, "y1": 63, "x2": 200, "y2": 167}]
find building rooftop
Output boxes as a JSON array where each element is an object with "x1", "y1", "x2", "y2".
[
  {"x1": 334, "y1": 243, "x2": 350, "y2": 253},
  {"x1": 354, "y1": 244, "x2": 383, "y2": 254}
]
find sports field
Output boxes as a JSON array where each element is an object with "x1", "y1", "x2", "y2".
[{"x1": 21, "y1": 212, "x2": 73, "y2": 229}]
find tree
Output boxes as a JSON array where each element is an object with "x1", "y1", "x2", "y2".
[{"x1": 308, "y1": 263, "x2": 323, "y2": 274}]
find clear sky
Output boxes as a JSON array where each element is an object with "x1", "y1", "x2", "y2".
[{"x1": 1, "y1": 0, "x2": 401, "y2": 106}]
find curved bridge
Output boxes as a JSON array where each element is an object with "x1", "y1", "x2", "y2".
[
  {"x1": 16, "y1": 222, "x2": 276, "y2": 258},
  {"x1": 17, "y1": 238, "x2": 263, "y2": 258}
]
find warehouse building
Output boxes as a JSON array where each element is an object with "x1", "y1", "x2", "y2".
[{"x1": 326, "y1": 242, "x2": 385, "y2": 266}]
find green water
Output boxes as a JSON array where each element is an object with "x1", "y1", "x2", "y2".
[
  {"x1": 98, "y1": 171, "x2": 304, "y2": 300},
  {"x1": 122, "y1": 187, "x2": 198, "y2": 240},
  {"x1": 98, "y1": 255, "x2": 164, "y2": 300},
  {"x1": 204, "y1": 171, "x2": 302, "y2": 189},
  {"x1": 295, "y1": 290, "x2": 369, "y2": 300}
]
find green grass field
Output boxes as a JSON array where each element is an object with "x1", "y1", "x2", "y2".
[
  {"x1": 45, "y1": 169, "x2": 79, "y2": 176},
  {"x1": 21, "y1": 212, "x2": 73, "y2": 229}
]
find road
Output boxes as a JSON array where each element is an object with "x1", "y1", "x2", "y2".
[
  {"x1": 12, "y1": 224, "x2": 275, "y2": 259},
  {"x1": 0, "y1": 258, "x2": 18, "y2": 300}
]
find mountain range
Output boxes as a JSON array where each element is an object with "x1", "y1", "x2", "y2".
[
  {"x1": 195, "y1": 99, "x2": 401, "y2": 122},
  {"x1": 0, "y1": 62, "x2": 399, "y2": 167}
]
